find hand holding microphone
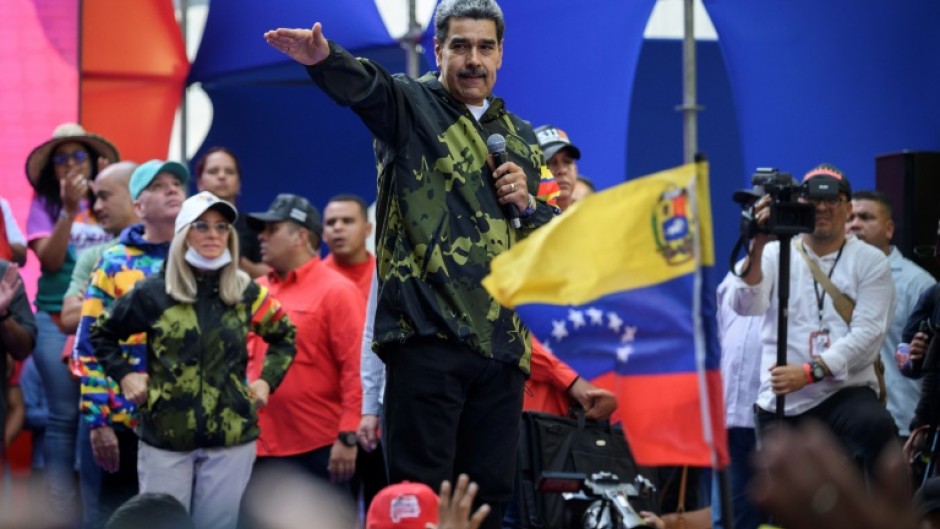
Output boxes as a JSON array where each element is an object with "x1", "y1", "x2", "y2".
[{"x1": 486, "y1": 134, "x2": 528, "y2": 229}]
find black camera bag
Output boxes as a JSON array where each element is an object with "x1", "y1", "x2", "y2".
[{"x1": 516, "y1": 409, "x2": 657, "y2": 529}]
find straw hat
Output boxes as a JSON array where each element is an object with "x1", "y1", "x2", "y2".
[{"x1": 25, "y1": 123, "x2": 120, "y2": 189}]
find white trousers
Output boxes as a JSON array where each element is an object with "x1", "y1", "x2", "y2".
[{"x1": 138, "y1": 440, "x2": 256, "y2": 529}]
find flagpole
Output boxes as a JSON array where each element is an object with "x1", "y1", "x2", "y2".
[
  {"x1": 692, "y1": 156, "x2": 735, "y2": 529},
  {"x1": 403, "y1": 0, "x2": 422, "y2": 79},
  {"x1": 680, "y1": 0, "x2": 702, "y2": 164}
]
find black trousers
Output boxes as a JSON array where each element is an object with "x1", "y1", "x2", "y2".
[
  {"x1": 756, "y1": 386, "x2": 899, "y2": 480},
  {"x1": 382, "y1": 337, "x2": 525, "y2": 529},
  {"x1": 96, "y1": 427, "x2": 139, "y2": 527},
  {"x1": 351, "y1": 440, "x2": 388, "y2": 511}
]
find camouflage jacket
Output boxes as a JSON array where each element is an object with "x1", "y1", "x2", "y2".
[
  {"x1": 90, "y1": 271, "x2": 296, "y2": 451},
  {"x1": 308, "y1": 41, "x2": 555, "y2": 373}
]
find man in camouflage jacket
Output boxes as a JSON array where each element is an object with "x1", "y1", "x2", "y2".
[{"x1": 266, "y1": 1, "x2": 553, "y2": 525}]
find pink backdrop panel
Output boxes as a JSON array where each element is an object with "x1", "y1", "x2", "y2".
[{"x1": 0, "y1": 0, "x2": 81, "y2": 304}]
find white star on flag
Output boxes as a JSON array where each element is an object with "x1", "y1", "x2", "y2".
[
  {"x1": 568, "y1": 309, "x2": 586, "y2": 329},
  {"x1": 551, "y1": 320, "x2": 569, "y2": 341},
  {"x1": 607, "y1": 312, "x2": 623, "y2": 333},
  {"x1": 586, "y1": 307, "x2": 604, "y2": 325},
  {"x1": 621, "y1": 326, "x2": 638, "y2": 343},
  {"x1": 617, "y1": 345, "x2": 633, "y2": 364}
]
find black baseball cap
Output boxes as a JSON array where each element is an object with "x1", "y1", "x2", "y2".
[
  {"x1": 247, "y1": 193, "x2": 322, "y2": 237},
  {"x1": 802, "y1": 163, "x2": 852, "y2": 197},
  {"x1": 534, "y1": 125, "x2": 581, "y2": 163}
]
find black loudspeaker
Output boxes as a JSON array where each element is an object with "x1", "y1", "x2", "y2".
[{"x1": 875, "y1": 151, "x2": 940, "y2": 280}]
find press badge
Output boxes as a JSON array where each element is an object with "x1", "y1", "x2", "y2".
[{"x1": 810, "y1": 329, "x2": 831, "y2": 356}]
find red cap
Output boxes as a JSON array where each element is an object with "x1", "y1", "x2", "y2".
[{"x1": 366, "y1": 482, "x2": 438, "y2": 529}]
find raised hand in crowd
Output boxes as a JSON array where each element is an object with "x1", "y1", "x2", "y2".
[
  {"x1": 59, "y1": 165, "x2": 89, "y2": 217},
  {"x1": 431, "y1": 474, "x2": 491, "y2": 529},
  {"x1": 749, "y1": 420, "x2": 917, "y2": 529},
  {"x1": 0, "y1": 263, "x2": 23, "y2": 316}
]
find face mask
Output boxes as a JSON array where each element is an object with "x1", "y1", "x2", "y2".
[{"x1": 185, "y1": 247, "x2": 233, "y2": 271}]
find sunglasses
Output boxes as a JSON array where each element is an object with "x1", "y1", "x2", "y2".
[
  {"x1": 52, "y1": 150, "x2": 90, "y2": 166},
  {"x1": 191, "y1": 221, "x2": 231, "y2": 234}
]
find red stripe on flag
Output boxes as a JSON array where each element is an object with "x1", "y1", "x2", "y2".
[{"x1": 591, "y1": 370, "x2": 727, "y2": 468}]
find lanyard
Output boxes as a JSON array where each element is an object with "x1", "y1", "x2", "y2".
[{"x1": 811, "y1": 240, "x2": 846, "y2": 329}]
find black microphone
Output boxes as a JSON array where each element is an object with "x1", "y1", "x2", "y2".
[{"x1": 486, "y1": 133, "x2": 521, "y2": 229}]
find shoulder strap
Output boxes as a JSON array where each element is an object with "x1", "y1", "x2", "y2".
[
  {"x1": 796, "y1": 240, "x2": 887, "y2": 405},
  {"x1": 796, "y1": 240, "x2": 855, "y2": 325}
]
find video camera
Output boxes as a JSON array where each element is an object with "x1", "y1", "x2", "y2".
[
  {"x1": 733, "y1": 167, "x2": 841, "y2": 238},
  {"x1": 538, "y1": 471, "x2": 657, "y2": 529}
]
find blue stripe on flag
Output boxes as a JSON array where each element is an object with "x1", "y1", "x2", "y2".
[{"x1": 516, "y1": 273, "x2": 713, "y2": 380}]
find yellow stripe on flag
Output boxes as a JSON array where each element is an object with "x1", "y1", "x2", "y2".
[{"x1": 483, "y1": 162, "x2": 713, "y2": 307}]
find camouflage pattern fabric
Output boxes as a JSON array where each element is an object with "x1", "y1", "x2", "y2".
[
  {"x1": 310, "y1": 42, "x2": 556, "y2": 373},
  {"x1": 90, "y1": 272, "x2": 296, "y2": 451}
]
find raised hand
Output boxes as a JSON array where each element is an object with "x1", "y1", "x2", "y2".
[
  {"x1": 0, "y1": 264, "x2": 23, "y2": 316},
  {"x1": 430, "y1": 474, "x2": 490, "y2": 529},
  {"x1": 264, "y1": 22, "x2": 330, "y2": 66},
  {"x1": 60, "y1": 168, "x2": 89, "y2": 216},
  {"x1": 750, "y1": 421, "x2": 916, "y2": 529}
]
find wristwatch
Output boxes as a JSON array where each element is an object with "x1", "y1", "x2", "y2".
[
  {"x1": 338, "y1": 431, "x2": 357, "y2": 447},
  {"x1": 522, "y1": 194, "x2": 537, "y2": 217},
  {"x1": 808, "y1": 360, "x2": 826, "y2": 383}
]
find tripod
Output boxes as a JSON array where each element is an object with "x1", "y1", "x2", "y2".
[{"x1": 775, "y1": 233, "x2": 794, "y2": 420}]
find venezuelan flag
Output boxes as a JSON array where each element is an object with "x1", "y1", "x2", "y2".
[{"x1": 483, "y1": 162, "x2": 728, "y2": 467}]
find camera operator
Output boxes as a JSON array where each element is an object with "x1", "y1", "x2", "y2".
[{"x1": 730, "y1": 163, "x2": 899, "y2": 481}]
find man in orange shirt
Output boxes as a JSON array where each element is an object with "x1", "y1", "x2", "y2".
[
  {"x1": 322, "y1": 194, "x2": 374, "y2": 298},
  {"x1": 246, "y1": 194, "x2": 365, "y2": 493}
]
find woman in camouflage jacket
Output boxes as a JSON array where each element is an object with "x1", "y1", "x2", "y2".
[{"x1": 91, "y1": 192, "x2": 296, "y2": 529}]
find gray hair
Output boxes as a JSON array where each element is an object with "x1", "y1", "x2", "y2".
[
  {"x1": 435, "y1": 0, "x2": 505, "y2": 43},
  {"x1": 165, "y1": 223, "x2": 250, "y2": 305}
]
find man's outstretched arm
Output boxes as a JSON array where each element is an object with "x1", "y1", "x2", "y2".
[{"x1": 264, "y1": 22, "x2": 330, "y2": 66}]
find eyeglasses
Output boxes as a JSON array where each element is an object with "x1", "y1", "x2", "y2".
[
  {"x1": 52, "y1": 150, "x2": 90, "y2": 166},
  {"x1": 799, "y1": 196, "x2": 847, "y2": 207},
  {"x1": 191, "y1": 221, "x2": 231, "y2": 234}
]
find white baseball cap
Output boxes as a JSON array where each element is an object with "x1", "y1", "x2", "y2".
[{"x1": 175, "y1": 191, "x2": 237, "y2": 234}]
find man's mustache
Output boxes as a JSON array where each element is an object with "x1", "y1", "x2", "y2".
[{"x1": 458, "y1": 68, "x2": 486, "y2": 79}]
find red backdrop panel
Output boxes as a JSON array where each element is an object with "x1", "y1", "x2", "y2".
[{"x1": 81, "y1": 0, "x2": 188, "y2": 163}]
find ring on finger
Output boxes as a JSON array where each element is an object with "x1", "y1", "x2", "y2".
[{"x1": 509, "y1": 183, "x2": 515, "y2": 192}]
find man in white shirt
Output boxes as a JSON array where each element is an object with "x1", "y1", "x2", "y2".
[
  {"x1": 731, "y1": 163, "x2": 898, "y2": 478},
  {"x1": 846, "y1": 190, "x2": 935, "y2": 441},
  {"x1": 713, "y1": 271, "x2": 765, "y2": 529}
]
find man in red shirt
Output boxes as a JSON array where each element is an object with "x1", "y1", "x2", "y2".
[
  {"x1": 322, "y1": 193, "x2": 389, "y2": 510},
  {"x1": 322, "y1": 194, "x2": 374, "y2": 298},
  {"x1": 246, "y1": 194, "x2": 365, "y2": 492}
]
